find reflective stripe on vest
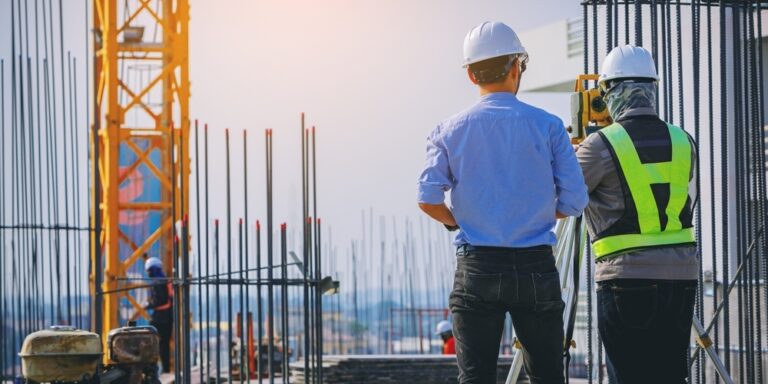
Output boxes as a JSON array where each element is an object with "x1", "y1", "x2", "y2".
[
  {"x1": 592, "y1": 122, "x2": 695, "y2": 259},
  {"x1": 155, "y1": 282, "x2": 174, "y2": 311}
]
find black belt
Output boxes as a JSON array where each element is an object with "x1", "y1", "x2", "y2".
[{"x1": 457, "y1": 244, "x2": 551, "y2": 253}]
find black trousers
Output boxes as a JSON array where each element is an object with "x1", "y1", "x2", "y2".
[
  {"x1": 597, "y1": 279, "x2": 696, "y2": 384},
  {"x1": 449, "y1": 245, "x2": 565, "y2": 384},
  {"x1": 151, "y1": 320, "x2": 173, "y2": 373}
]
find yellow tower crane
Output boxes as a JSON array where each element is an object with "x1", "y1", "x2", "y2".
[{"x1": 90, "y1": 0, "x2": 190, "y2": 358}]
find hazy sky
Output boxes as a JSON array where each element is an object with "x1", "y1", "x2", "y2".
[
  {"x1": 186, "y1": 0, "x2": 581, "y2": 245},
  {"x1": 0, "y1": 0, "x2": 582, "y2": 256}
]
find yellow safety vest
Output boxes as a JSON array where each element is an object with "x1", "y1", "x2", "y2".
[{"x1": 591, "y1": 122, "x2": 696, "y2": 259}]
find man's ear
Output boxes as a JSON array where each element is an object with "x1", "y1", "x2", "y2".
[
  {"x1": 507, "y1": 58, "x2": 520, "y2": 81},
  {"x1": 467, "y1": 67, "x2": 479, "y2": 85}
]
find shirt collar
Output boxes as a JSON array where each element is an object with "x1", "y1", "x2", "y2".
[{"x1": 480, "y1": 92, "x2": 519, "y2": 102}]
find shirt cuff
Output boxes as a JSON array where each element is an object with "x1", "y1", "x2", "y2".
[
  {"x1": 556, "y1": 200, "x2": 582, "y2": 217},
  {"x1": 417, "y1": 184, "x2": 446, "y2": 204}
]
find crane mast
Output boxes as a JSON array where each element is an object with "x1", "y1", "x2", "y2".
[{"x1": 91, "y1": 0, "x2": 189, "y2": 355}]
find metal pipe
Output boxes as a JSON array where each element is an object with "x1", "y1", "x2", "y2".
[
  {"x1": 243, "y1": 129, "x2": 251, "y2": 382},
  {"x1": 266, "y1": 128, "x2": 275, "y2": 384},
  {"x1": 32, "y1": 0, "x2": 44, "y2": 331},
  {"x1": 239, "y1": 217, "x2": 246, "y2": 381},
  {"x1": 183, "y1": 217, "x2": 192, "y2": 378},
  {"x1": 194, "y1": 120, "x2": 205, "y2": 382},
  {"x1": 316, "y1": 217, "x2": 322, "y2": 362},
  {"x1": 301, "y1": 113, "x2": 310, "y2": 380},
  {"x1": 226, "y1": 128, "x2": 234, "y2": 379},
  {"x1": 67, "y1": 52, "x2": 80, "y2": 328},
  {"x1": 180, "y1": 121, "x2": 192, "y2": 380},
  {"x1": 719, "y1": 1, "x2": 731, "y2": 371},
  {"x1": 0, "y1": 56, "x2": 5, "y2": 377},
  {"x1": 281, "y1": 223, "x2": 289, "y2": 383},
  {"x1": 312, "y1": 125, "x2": 322, "y2": 382},
  {"x1": 170, "y1": 126, "x2": 181, "y2": 382},
  {"x1": 257, "y1": 220, "x2": 263, "y2": 383},
  {"x1": 215, "y1": 218, "x2": 221, "y2": 383},
  {"x1": 205, "y1": 123, "x2": 212, "y2": 381}
]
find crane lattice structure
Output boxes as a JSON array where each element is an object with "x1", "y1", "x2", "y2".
[{"x1": 91, "y1": 0, "x2": 189, "y2": 354}]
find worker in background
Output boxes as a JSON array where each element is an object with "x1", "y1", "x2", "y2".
[
  {"x1": 576, "y1": 45, "x2": 698, "y2": 384},
  {"x1": 417, "y1": 21, "x2": 588, "y2": 384},
  {"x1": 435, "y1": 320, "x2": 456, "y2": 355},
  {"x1": 144, "y1": 257, "x2": 174, "y2": 374}
]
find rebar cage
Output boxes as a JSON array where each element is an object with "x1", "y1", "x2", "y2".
[{"x1": 578, "y1": 1, "x2": 768, "y2": 383}]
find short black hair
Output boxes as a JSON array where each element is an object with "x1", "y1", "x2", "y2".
[{"x1": 469, "y1": 55, "x2": 514, "y2": 84}]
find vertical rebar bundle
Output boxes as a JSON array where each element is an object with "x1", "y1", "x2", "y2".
[
  {"x1": 1, "y1": 0, "x2": 90, "y2": 379},
  {"x1": 581, "y1": 1, "x2": 768, "y2": 383}
]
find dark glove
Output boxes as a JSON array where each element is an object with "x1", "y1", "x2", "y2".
[{"x1": 444, "y1": 224, "x2": 460, "y2": 232}]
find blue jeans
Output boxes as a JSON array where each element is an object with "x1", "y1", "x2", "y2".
[
  {"x1": 597, "y1": 279, "x2": 696, "y2": 384},
  {"x1": 449, "y1": 245, "x2": 566, "y2": 384}
]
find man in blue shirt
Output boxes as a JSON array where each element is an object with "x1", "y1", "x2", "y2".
[{"x1": 418, "y1": 21, "x2": 588, "y2": 384}]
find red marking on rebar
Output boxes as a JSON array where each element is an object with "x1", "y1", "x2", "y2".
[
  {"x1": 266, "y1": 129, "x2": 272, "y2": 136},
  {"x1": 239, "y1": 218, "x2": 243, "y2": 224},
  {"x1": 307, "y1": 217, "x2": 312, "y2": 224},
  {"x1": 214, "y1": 219, "x2": 219, "y2": 225},
  {"x1": 204, "y1": 123, "x2": 208, "y2": 131},
  {"x1": 174, "y1": 235, "x2": 180, "y2": 243},
  {"x1": 281, "y1": 223, "x2": 287, "y2": 230},
  {"x1": 312, "y1": 126, "x2": 316, "y2": 133},
  {"x1": 317, "y1": 218, "x2": 321, "y2": 224},
  {"x1": 225, "y1": 128, "x2": 229, "y2": 134},
  {"x1": 256, "y1": 220, "x2": 261, "y2": 230},
  {"x1": 195, "y1": 119, "x2": 198, "y2": 125}
]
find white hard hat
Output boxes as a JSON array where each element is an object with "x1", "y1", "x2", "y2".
[
  {"x1": 599, "y1": 45, "x2": 659, "y2": 86},
  {"x1": 144, "y1": 257, "x2": 163, "y2": 271},
  {"x1": 462, "y1": 21, "x2": 526, "y2": 67},
  {"x1": 435, "y1": 320, "x2": 452, "y2": 335}
]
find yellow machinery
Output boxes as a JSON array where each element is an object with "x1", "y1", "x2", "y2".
[
  {"x1": 569, "y1": 74, "x2": 610, "y2": 142},
  {"x1": 91, "y1": 0, "x2": 190, "y2": 357}
]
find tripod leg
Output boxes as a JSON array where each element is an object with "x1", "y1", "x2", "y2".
[
  {"x1": 505, "y1": 339, "x2": 524, "y2": 384},
  {"x1": 690, "y1": 317, "x2": 734, "y2": 384}
]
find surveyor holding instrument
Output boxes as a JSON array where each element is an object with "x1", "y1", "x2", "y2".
[
  {"x1": 576, "y1": 45, "x2": 698, "y2": 384},
  {"x1": 417, "y1": 21, "x2": 588, "y2": 384}
]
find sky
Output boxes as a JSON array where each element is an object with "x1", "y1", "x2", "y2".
[
  {"x1": 0, "y1": 0, "x2": 583, "y2": 260},
  {"x1": 186, "y1": 0, "x2": 581, "y2": 246}
]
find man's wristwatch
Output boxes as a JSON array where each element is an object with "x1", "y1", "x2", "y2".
[{"x1": 444, "y1": 223, "x2": 460, "y2": 232}]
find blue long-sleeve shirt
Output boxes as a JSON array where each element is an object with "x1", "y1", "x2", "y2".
[{"x1": 418, "y1": 92, "x2": 588, "y2": 248}]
